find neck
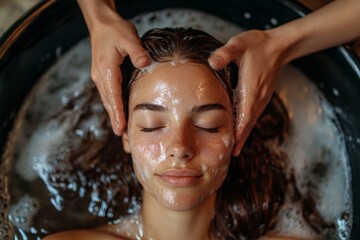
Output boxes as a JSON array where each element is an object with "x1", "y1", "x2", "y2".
[{"x1": 141, "y1": 191, "x2": 217, "y2": 240}]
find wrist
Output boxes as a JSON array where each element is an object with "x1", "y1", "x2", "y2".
[
  {"x1": 266, "y1": 21, "x2": 309, "y2": 66},
  {"x1": 265, "y1": 28, "x2": 295, "y2": 67},
  {"x1": 77, "y1": 0, "x2": 120, "y2": 32}
]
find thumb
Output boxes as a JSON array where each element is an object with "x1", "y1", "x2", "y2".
[
  {"x1": 127, "y1": 45, "x2": 151, "y2": 68},
  {"x1": 208, "y1": 45, "x2": 234, "y2": 70},
  {"x1": 208, "y1": 41, "x2": 243, "y2": 70}
]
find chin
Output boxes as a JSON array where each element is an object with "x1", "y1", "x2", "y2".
[{"x1": 155, "y1": 189, "x2": 215, "y2": 212}]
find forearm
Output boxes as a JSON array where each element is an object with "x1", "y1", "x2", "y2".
[
  {"x1": 271, "y1": 0, "x2": 360, "y2": 65},
  {"x1": 76, "y1": 0, "x2": 119, "y2": 31}
]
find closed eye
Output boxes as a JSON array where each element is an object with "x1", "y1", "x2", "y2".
[
  {"x1": 196, "y1": 127, "x2": 220, "y2": 133},
  {"x1": 141, "y1": 127, "x2": 164, "y2": 132}
]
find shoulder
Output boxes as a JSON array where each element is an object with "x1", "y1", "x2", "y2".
[
  {"x1": 43, "y1": 229, "x2": 131, "y2": 240},
  {"x1": 259, "y1": 234, "x2": 306, "y2": 240}
]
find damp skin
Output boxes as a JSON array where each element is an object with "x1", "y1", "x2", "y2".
[
  {"x1": 123, "y1": 62, "x2": 235, "y2": 212},
  {"x1": 4, "y1": 10, "x2": 351, "y2": 239},
  {"x1": 105, "y1": 68, "x2": 122, "y2": 131}
]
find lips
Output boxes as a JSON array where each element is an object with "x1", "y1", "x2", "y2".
[{"x1": 157, "y1": 169, "x2": 203, "y2": 187}]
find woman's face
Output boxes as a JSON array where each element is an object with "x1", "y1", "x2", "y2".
[{"x1": 123, "y1": 62, "x2": 235, "y2": 211}]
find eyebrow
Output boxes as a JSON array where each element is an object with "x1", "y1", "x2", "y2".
[
  {"x1": 134, "y1": 103, "x2": 168, "y2": 112},
  {"x1": 133, "y1": 103, "x2": 226, "y2": 113},
  {"x1": 191, "y1": 103, "x2": 226, "y2": 113}
]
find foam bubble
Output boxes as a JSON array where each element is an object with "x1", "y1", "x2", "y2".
[
  {"x1": 0, "y1": 8, "x2": 352, "y2": 240},
  {"x1": 244, "y1": 12, "x2": 251, "y2": 19},
  {"x1": 8, "y1": 195, "x2": 39, "y2": 232},
  {"x1": 221, "y1": 134, "x2": 231, "y2": 148},
  {"x1": 332, "y1": 88, "x2": 340, "y2": 96},
  {"x1": 202, "y1": 163, "x2": 208, "y2": 172},
  {"x1": 132, "y1": 9, "x2": 243, "y2": 43},
  {"x1": 275, "y1": 65, "x2": 352, "y2": 239},
  {"x1": 139, "y1": 61, "x2": 158, "y2": 73},
  {"x1": 275, "y1": 201, "x2": 319, "y2": 239},
  {"x1": 270, "y1": 18, "x2": 278, "y2": 25},
  {"x1": 163, "y1": 190, "x2": 177, "y2": 206}
]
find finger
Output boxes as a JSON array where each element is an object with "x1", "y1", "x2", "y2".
[
  {"x1": 93, "y1": 75, "x2": 116, "y2": 129},
  {"x1": 94, "y1": 52, "x2": 126, "y2": 135},
  {"x1": 232, "y1": 84, "x2": 272, "y2": 156},
  {"x1": 208, "y1": 45, "x2": 235, "y2": 70},
  {"x1": 101, "y1": 64, "x2": 126, "y2": 135},
  {"x1": 117, "y1": 34, "x2": 151, "y2": 69},
  {"x1": 91, "y1": 59, "x2": 114, "y2": 116},
  {"x1": 208, "y1": 37, "x2": 244, "y2": 70},
  {"x1": 127, "y1": 45, "x2": 151, "y2": 68},
  {"x1": 232, "y1": 69, "x2": 258, "y2": 156},
  {"x1": 232, "y1": 96, "x2": 256, "y2": 156}
]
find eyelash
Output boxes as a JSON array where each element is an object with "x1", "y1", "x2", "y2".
[
  {"x1": 140, "y1": 127, "x2": 220, "y2": 133},
  {"x1": 141, "y1": 127, "x2": 163, "y2": 132},
  {"x1": 197, "y1": 127, "x2": 220, "y2": 133}
]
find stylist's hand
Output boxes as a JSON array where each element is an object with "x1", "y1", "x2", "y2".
[
  {"x1": 90, "y1": 18, "x2": 150, "y2": 135},
  {"x1": 77, "y1": 0, "x2": 151, "y2": 135},
  {"x1": 209, "y1": 30, "x2": 289, "y2": 156}
]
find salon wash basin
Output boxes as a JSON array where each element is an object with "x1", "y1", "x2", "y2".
[{"x1": 0, "y1": 0, "x2": 359, "y2": 239}]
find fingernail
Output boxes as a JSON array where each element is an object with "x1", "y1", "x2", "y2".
[
  {"x1": 232, "y1": 144, "x2": 242, "y2": 157},
  {"x1": 209, "y1": 57, "x2": 221, "y2": 69},
  {"x1": 233, "y1": 148, "x2": 240, "y2": 157},
  {"x1": 136, "y1": 56, "x2": 150, "y2": 67},
  {"x1": 117, "y1": 122, "x2": 123, "y2": 135},
  {"x1": 114, "y1": 129, "x2": 122, "y2": 136},
  {"x1": 113, "y1": 123, "x2": 122, "y2": 136}
]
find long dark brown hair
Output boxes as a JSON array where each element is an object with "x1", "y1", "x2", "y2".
[{"x1": 47, "y1": 28, "x2": 290, "y2": 239}]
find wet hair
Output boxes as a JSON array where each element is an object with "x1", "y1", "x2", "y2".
[
  {"x1": 45, "y1": 28, "x2": 288, "y2": 238},
  {"x1": 44, "y1": 27, "x2": 336, "y2": 239},
  {"x1": 121, "y1": 27, "x2": 237, "y2": 120}
]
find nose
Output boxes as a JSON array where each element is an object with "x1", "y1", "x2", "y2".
[{"x1": 167, "y1": 128, "x2": 195, "y2": 161}]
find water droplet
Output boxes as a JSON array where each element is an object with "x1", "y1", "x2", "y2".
[
  {"x1": 270, "y1": 18, "x2": 278, "y2": 25},
  {"x1": 243, "y1": 12, "x2": 251, "y2": 19}
]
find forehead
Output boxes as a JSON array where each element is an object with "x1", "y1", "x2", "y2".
[{"x1": 129, "y1": 62, "x2": 230, "y2": 105}]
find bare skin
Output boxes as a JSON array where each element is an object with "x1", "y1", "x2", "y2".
[
  {"x1": 43, "y1": 229, "x2": 304, "y2": 240},
  {"x1": 208, "y1": 0, "x2": 360, "y2": 155},
  {"x1": 120, "y1": 63, "x2": 234, "y2": 240},
  {"x1": 77, "y1": 0, "x2": 360, "y2": 155},
  {"x1": 43, "y1": 229, "x2": 129, "y2": 240},
  {"x1": 76, "y1": 0, "x2": 151, "y2": 135},
  {"x1": 44, "y1": 63, "x2": 304, "y2": 240},
  {"x1": 44, "y1": 230, "x2": 304, "y2": 240}
]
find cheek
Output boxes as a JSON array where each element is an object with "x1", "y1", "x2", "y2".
[
  {"x1": 200, "y1": 134, "x2": 234, "y2": 189},
  {"x1": 207, "y1": 163, "x2": 230, "y2": 182},
  {"x1": 206, "y1": 163, "x2": 230, "y2": 197},
  {"x1": 221, "y1": 133, "x2": 233, "y2": 149},
  {"x1": 201, "y1": 133, "x2": 234, "y2": 164},
  {"x1": 129, "y1": 136, "x2": 166, "y2": 182}
]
